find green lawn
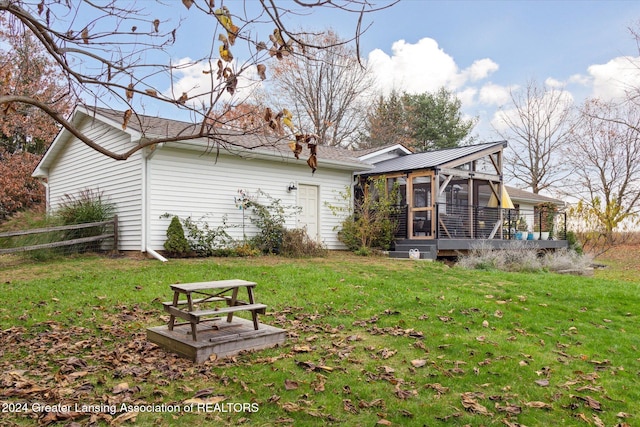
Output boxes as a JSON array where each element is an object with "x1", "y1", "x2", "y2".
[{"x1": 0, "y1": 253, "x2": 638, "y2": 426}]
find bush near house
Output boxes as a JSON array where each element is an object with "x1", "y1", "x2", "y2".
[{"x1": 164, "y1": 216, "x2": 190, "y2": 257}]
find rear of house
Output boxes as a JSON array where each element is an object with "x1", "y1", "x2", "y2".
[{"x1": 33, "y1": 106, "x2": 370, "y2": 256}]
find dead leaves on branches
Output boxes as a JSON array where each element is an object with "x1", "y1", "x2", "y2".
[{"x1": 261, "y1": 108, "x2": 319, "y2": 173}]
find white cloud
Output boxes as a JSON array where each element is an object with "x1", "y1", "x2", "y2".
[
  {"x1": 457, "y1": 87, "x2": 478, "y2": 107},
  {"x1": 567, "y1": 74, "x2": 590, "y2": 86},
  {"x1": 366, "y1": 38, "x2": 499, "y2": 97},
  {"x1": 544, "y1": 77, "x2": 564, "y2": 88},
  {"x1": 479, "y1": 83, "x2": 514, "y2": 106},
  {"x1": 462, "y1": 58, "x2": 500, "y2": 82},
  {"x1": 587, "y1": 56, "x2": 640, "y2": 101},
  {"x1": 165, "y1": 57, "x2": 262, "y2": 107}
]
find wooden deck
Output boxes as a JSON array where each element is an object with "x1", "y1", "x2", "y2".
[{"x1": 147, "y1": 317, "x2": 286, "y2": 363}]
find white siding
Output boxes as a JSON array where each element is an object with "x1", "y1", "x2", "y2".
[
  {"x1": 147, "y1": 147, "x2": 353, "y2": 251},
  {"x1": 47, "y1": 117, "x2": 143, "y2": 251}
]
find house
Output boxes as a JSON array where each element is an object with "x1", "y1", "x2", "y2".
[
  {"x1": 32, "y1": 106, "x2": 371, "y2": 259},
  {"x1": 354, "y1": 141, "x2": 568, "y2": 259}
]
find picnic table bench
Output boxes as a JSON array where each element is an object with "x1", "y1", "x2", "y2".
[{"x1": 163, "y1": 279, "x2": 267, "y2": 341}]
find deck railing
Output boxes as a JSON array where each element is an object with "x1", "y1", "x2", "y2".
[{"x1": 391, "y1": 204, "x2": 566, "y2": 240}]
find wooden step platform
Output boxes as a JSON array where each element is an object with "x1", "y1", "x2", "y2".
[{"x1": 147, "y1": 317, "x2": 286, "y2": 363}]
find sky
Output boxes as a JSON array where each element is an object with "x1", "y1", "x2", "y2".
[
  {"x1": 352, "y1": 0, "x2": 640, "y2": 138},
  {"x1": 47, "y1": 0, "x2": 640, "y2": 143},
  {"x1": 160, "y1": 0, "x2": 640, "y2": 141}
]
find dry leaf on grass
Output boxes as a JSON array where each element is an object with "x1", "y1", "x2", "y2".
[
  {"x1": 461, "y1": 392, "x2": 493, "y2": 416},
  {"x1": 525, "y1": 401, "x2": 553, "y2": 410},
  {"x1": 411, "y1": 359, "x2": 427, "y2": 368},
  {"x1": 284, "y1": 379, "x2": 298, "y2": 390}
]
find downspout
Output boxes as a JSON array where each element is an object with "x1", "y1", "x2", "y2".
[
  {"x1": 146, "y1": 247, "x2": 168, "y2": 262},
  {"x1": 142, "y1": 143, "x2": 168, "y2": 262}
]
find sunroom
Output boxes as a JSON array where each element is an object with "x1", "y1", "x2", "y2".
[{"x1": 355, "y1": 141, "x2": 568, "y2": 259}]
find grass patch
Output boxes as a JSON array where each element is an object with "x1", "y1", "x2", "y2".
[{"x1": 1, "y1": 253, "x2": 639, "y2": 426}]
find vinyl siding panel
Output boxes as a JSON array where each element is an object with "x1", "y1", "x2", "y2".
[
  {"x1": 47, "y1": 117, "x2": 143, "y2": 251},
  {"x1": 147, "y1": 147, "x2": 352, "y2": 251}
]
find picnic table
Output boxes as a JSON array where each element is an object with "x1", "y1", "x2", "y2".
[{"x1": 163, "y1": 279, "x2": 267, "y2": 341}]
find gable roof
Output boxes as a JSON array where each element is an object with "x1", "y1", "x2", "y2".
[
  {"x1": 356, "y1": 141, "x2": 507, "y2": 176},
  {"x1": 354, "y1": 143, "x2": 414, "y2": 161},
  {"x1": 34, "y1": 106, "x2": 370, "y2": 177},
  {"x1": 504, "y1": 185, "x2": 564, "y2": 206}
]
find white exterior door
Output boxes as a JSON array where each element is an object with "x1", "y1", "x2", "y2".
[{"x1": 298, "y1": 184, "x2": 319, "y2": 240}]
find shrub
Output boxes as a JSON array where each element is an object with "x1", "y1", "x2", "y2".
[
  {"x1": 165, "y1": 214, "x2": 233, "y2": 257},
  {"x1": 280, "y1": 228, "x2": 328, "y2": 258},
  {"x1": 457, "y1": 240, "x2": 591, "y2": 274},
  {"x1": 331, "y1": 176, "x2": 399, "y2": 253},
  {"x1": 565, "y1": 230, "x2": 583, "y2": 255},
  {"x1": 246, "y1": 191, "x2": 299, "y2": 254},
  {"x1": 164, "y1": 216, "x2": 190, "y2": 257},
  {"x1": 233, "y1": 242, "x2": 261, "y2": 257},
  {"x1": 542, "y1": 248, "x2": 592, "y2": 272},
  {"x1": 55, "y1": 189, "x2": 115, "y2": 252},
  {"x1": 56, "y1": 189, "x2": 115, "y2": 225}
]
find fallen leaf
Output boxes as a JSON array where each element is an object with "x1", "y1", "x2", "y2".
[
  {"x1": 461, "y1": 392, "x2": 493, "y2": 416},
  {"x1": 380, "y1": 348, "x2": 397, "y2": 359},
  {"x1": 111, "y1": 411, "x2": 138, "y2": 425},
  {"x1": 343, "y1": 399, "x2": 358, "y2": 414},
  {"x1": 183, "y1": 396, "x2": 226, "y2": 405},
  {"x1": 284, "y1": 379, "x2": 298, "y2": 390},
  {"x1": 495, "y1": 402, "x2": 522, "y2": 415},
  {"x1": 425, "y1": 383, "x2": 449, "y2": 395},
  {"x1": 525, "y1": 401, "x2": 552, "y2": 410},
  {"x1": 592, "y1": 414, "x2": 605, "y2": 427},
  {"x1": 411, "y1": 359, "x2": 427, "y2": 368},
  {"x1": 571, "y1": 394, "x2": 602, "y2": 411},
  {"x1": 112, "y1": 382, "x2": 129, "y2": 394},
  {"x1": 534, "y1": 379, "x2": 550, "y2": 387}
]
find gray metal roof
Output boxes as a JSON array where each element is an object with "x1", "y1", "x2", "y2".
[{"x1": 356, "y1": 141, "x2": 507, "y2": 175}]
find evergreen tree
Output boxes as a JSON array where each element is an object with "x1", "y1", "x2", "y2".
[{"x1": 361, "y1": 88, "x2": 476, "y2": 151}]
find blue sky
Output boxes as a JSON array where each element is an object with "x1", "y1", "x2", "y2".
[
  {"x1": 358, "y1": 0, "x2": 640, "y2": 138},
  {"x1": 59, "y1": 0, "x2": 635, "y2": 142},
  {"x1": 163, "y1": 0, "x2": 640, "y2": 140}
]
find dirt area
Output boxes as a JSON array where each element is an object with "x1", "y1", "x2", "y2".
[{"x1": 593, "y1": 243, "x2": 640, "y2": 282}]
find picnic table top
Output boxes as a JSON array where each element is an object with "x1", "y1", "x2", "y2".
[{"x1": 170, "y1": 279, "x2": 257, "y2": 292}]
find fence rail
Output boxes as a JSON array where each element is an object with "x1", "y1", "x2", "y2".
[{"x1": 0, "y1": 216, "x2": 118, "y2": 255}]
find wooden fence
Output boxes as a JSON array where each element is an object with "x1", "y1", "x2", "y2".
[{"x1": 0, "y1": 215, "x2": 118, "y2": 255}]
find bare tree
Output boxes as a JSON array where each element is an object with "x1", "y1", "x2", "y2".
[
  {"x1": 565, "y1": 99, "x2": 640, "y2": 241},
  {"x1": 0, "y1": 0, "x2": 396, "y2": 160},
  {"x1": 494, "y1": 80, "x2": 575, "y2": 194},
  {"x1": 267, "y1": 30, "x2": 375, "y2": 147}
]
